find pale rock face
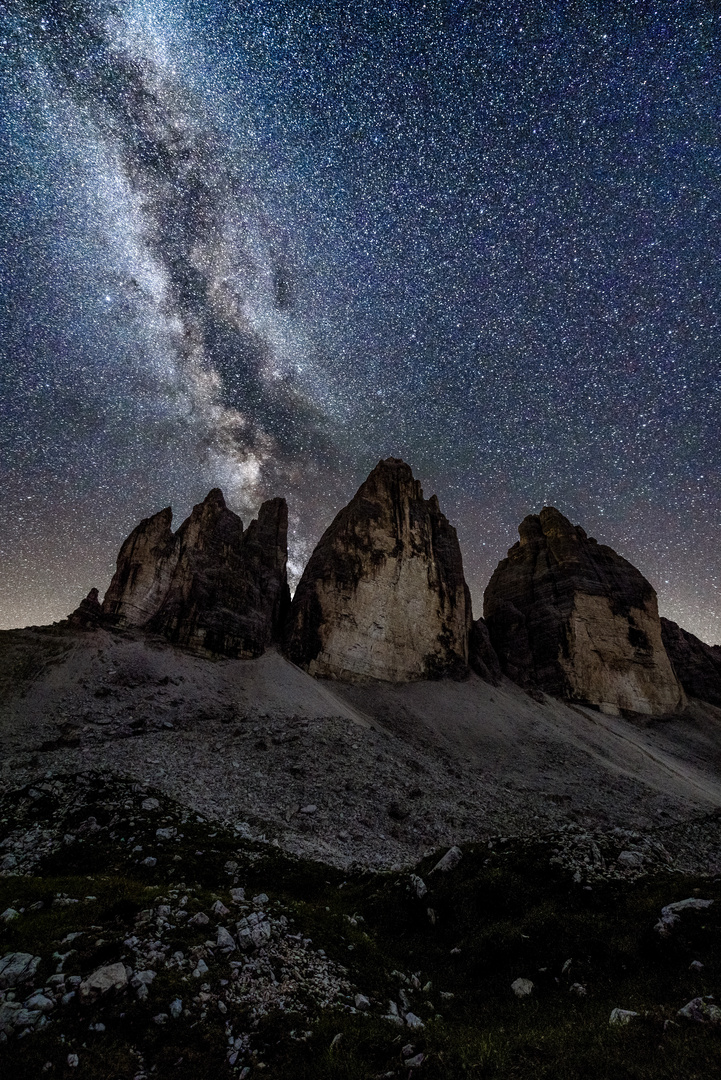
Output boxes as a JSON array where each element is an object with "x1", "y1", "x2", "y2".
[
  {"x1": 559, "y1": 593, "x2": 681, "y2": 716},
  {"x1": 484, "y1": 506, "x2": 684, "y2": 716},
  {"x1": 285, "y1": 459, "x2": 471, "y2": 682}
]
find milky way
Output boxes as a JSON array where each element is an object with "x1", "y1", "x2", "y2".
[{"x1": 1, "y1": 1, "x2": 720, "y2": 642}]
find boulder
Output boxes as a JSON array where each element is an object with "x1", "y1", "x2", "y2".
[
  {"x1": 101, "y1": 489, "x2": 289, "y2": 658},
  {"x1": 79, "y1": 962, "x2": 128, "y2": 997},
  {"x1": 285, "y1": 459, "x2": 471, "y2": 681},
  {"x1": 660, "y1": 618, "x2": 721, "y2": 707},
  {"x1": 483, "y1": 507, "x2": 684, "y2": 716},
  {"x1": 0, "y1": 953, "x2": 40, "y2": 990}
]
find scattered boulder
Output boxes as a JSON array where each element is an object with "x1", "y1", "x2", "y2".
[
  {"x1": 511, "y1": 978, "x2": 534, "y2": 998},
  {"x1": 0, "y1": 953, "x2": 41, "y2": 990},
  {"x1": 661, "y1": 618, "x2": 721, "y2": 708},
  {"x1": 654, "y1": 897, "x2": 713, "y2": 937},
  {"x1": 609, "y1": 1008, "x2": 639, "y2": 1025},
  {"x1": 79, "y1": 962, "x2": 128, "y2": 997},
  {"x1": 483, "y1": 506, "x2": 684, "y2": 715},
  {"x1": 677, "y1": 997, "x2": 721, "y2": 1026},
  {"x1": 101, "y1": 489, "x2": 289, "y2": 658},
  {"x1": 285, "y1": 459, "x2": 471, "y2": 681}
]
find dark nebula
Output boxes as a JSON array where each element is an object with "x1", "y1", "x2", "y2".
[{"x1": 1, "y1": 0, "x2": 719, "y2": 641}]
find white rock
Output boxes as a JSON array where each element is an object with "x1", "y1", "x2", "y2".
[
  {"x1": 405, "y1": 1012, "x2": 424, "y2": 1030},
  {"x1": 156, "y1": 827, "x2": 176, "y2": 840},
  {"x1": 80, "y1": 962, "x2": 128, "y2": 998},
  {"x1": 299, "y1": 805, "x2": 317, "y2": 814},
  {"x1": 511, "y1": 978, "x2": 534, "y2": 998},
  {"x1": 0, "y1": 953, "x2": 41, "y2": 990},
  {"x1": 410, "y1": 875, "x2": 427, "y2": 899},
  {"x1": 153, "y1": 1013, "x2": 169, "y2": 1025},
  {"x1": 569, "y1": 983, "x2": 587, "y2": 996},
  {"x1": 192, "y1": 959, "x2": 209, "y2": 977},
  {"x1": 67, "y1": 1053, "x2": 79, "y2": 1067},
  {"x1": 189, "y1": 912, "x2": 209, "y2": 926},
  {"x1": 169, "y1": 998, "x2": 182, "y2": 1018},
  {"x1": 141, "y1": 798, "x2": 160, "y2": 811},
  {"x1": 406, "y1": 1054, "x2": 425, "y2": 1067},
  {"x1": 212, "y1": 900, "x2": 230, "y2": 917},
  {"x1": 609, "y1": 1008, "x2": 639, "y2": 1025},
  {"x1": 690, "y1": 960, "x2": 704, "y2": 971},
  {"x1": 354, "y1": 993, "x2": 370, "y2": 1011},
  {"x1": 141, "y1": 857, "x2": 157, "y2": 868},
  {"x1": 253, "y1": 894, "x2": 269, "y2": 905},
  {"x1": 432, "y1": 846, "x2": 462, "y2": 874},
  {"x1": 230, "y1": 888, "x2": 245, "y2": 903},
  {"x1": 0, "y1": 909, "x2": 20, "y2": 923}
]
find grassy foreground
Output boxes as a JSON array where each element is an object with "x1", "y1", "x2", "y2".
[{"x1": 0, "y1": 773, "x2": 720, "y2": 1078}]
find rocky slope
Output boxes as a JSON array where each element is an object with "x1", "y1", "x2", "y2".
[
  {"x1": 285, "y1": 459, "x2": 471, "y2": 681},
  {"x1": 661, "y1": 618, "x2": 721, "y2": 708},
  {"x1": 100, "y1": 490, "x2": 289, "y2": 658},
  {"x1": 483, "y1": 506, "x2": 684, "y2": 717}
]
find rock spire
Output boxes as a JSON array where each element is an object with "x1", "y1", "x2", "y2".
[
  {"x1": 285, "y1": 458, "x2": 471, "y2": 681},
  {"x1": 483, "y1": 506, "x2": 684, "y2": 716},
  {"x1": 101, "y1": 489, "x2": 289, "y2": 657}
]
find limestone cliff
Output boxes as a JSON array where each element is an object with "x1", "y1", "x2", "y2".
[
  {"x1": 285, "y1": 458, "x2": 471, "y2": 681},
  {"x1": 483, "y1": 506, "x2": 684, "y2": 716},
  {"x1": 101, "y1": 490, "x2": 289, "y2": 657},
  {"x1": 661, "y1": 618, "x2": 721, "y2": 708}
]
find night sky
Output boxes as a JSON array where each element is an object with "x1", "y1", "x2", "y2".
[{"x1": 2, "y1": 1, "x2": 720, "y2": 642}]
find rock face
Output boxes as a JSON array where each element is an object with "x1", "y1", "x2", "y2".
[
  {"x1": 285, "y1": 458, "x2": 471, "y2": 681},
  {"x1": 661, "y1": 618, "x2": 721, "y2": 707},
  {"x1": 468, "y1": 618, "x2": 502, "y2": 685},
  {"x1": 483, "y1": 506, "x2": 684, "y2": 716},
  {"x1": 101, "y1": 489, "x2": 289, "y2": 657},
  {"x1": 67, "y1": 588, "x2": 102, "y2": 629}
]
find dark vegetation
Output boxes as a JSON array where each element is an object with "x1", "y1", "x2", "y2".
[{"x1": 1, "y1": 774, "x2": 720, "y2": 1078}]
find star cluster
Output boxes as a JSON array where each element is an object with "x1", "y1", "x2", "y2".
[{"x1": 1, "y1": 0, "x2": 720, "y2": 641}]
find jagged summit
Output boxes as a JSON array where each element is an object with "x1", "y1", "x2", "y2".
[
  {"x1": 484, "y1": 505, "x2": 684, "y2": 716},
  {"x1": 98, "y1": 489, "x2": 289, "y2": 658},
  {"x1": 284, "y1": 458, "x2": 471, "y2": 681}
]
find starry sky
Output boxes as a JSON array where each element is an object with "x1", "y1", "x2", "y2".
[{"x1": 1, "y1": 0, "x2": 720, "y2": 642}]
